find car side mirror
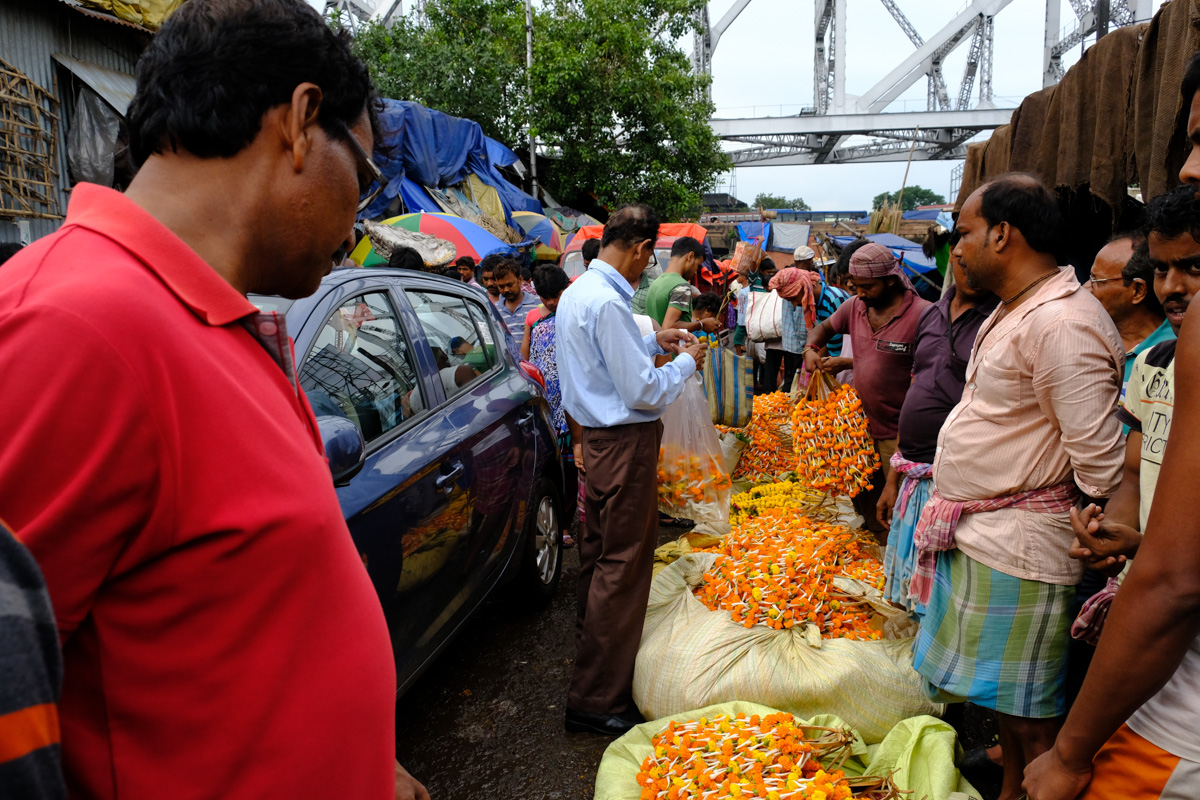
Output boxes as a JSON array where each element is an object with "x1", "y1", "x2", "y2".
[{"x1": 317, "y1": 415, "x2": 365, "y2": 485}]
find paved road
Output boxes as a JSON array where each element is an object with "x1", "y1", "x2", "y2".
[{"x1": 394, "y1": 523, "x2": 1001, "y2": 800}]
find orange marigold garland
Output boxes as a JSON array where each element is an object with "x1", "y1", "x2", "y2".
[
  {"x1": 695, "y1": 515, "x2": 885, "y2": 639},
  {"x1": 658, "y1": 452, "x2": 734, "y2": 516},
  {"x1": 635, "y1": 712, "x2": 857, "y2": 800},
  {"x1": 791, "y1": 375, "x2": 879, "y2": 497},
  {"x1": 720, "y1": 392, "x2": 796, "y2": 482}
]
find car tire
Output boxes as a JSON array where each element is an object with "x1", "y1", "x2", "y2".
[{"x1": 519, "y1": 476, "x2": 563, "y2": 606}]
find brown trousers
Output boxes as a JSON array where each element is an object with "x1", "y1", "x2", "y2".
[{"x1": 567, "y1": 419, "x2": 663, "y2": 715}]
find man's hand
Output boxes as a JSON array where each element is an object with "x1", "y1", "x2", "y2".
[
  {"x1": 819, "y1": 356, "x2": 852, "y2": 373},
  {"x1": 573, "y1": 442, "x2": 585, "y2": 474},
  {"x1": 1023, "y1": 747, "x2": 1093, "y2": 800},
  {"x1": 700, "y1": 317, "x2": 720, "y2": 334},
  {"x1": 395, "y1": 761, "x2": 430, "y2": 800},
  {"x1": 803, "y1": 348, "x2": 822, "y2": 374},
  {"x1": 680, "y1": 341, "x2": 707, "y2": 370},
  {"x1": 876, "y1": 475, "x2": 898, "y2": 531},
  {"x1": 656, "y1": 328, "x2": 697, "y2": 354},
  {"x1": 1068, "y1": 504, "x2": 1141, "y2": 570}
]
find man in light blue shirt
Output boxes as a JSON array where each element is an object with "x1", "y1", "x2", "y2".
[{"x1": 555, "y1": 204, "x2": 706, "y2": 737}]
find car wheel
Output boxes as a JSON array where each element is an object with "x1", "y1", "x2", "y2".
[{"x1": 520, "y1": 477, "x2": 562, "y2": 605}]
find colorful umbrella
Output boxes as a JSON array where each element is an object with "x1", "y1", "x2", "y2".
[
  {"x1": 511, "y1": 211, "x2": 565, "y2": 261},
  {"x1": 349, "y1": 212, "x2": 524, "y2": 267}
]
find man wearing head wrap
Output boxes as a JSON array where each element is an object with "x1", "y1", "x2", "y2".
[
  {"x1": 802, "y1": 242, "x2": 931, "y2": 538},
  {"x1": 770, "y1": 267, "x2": 849, "y2": 392}
]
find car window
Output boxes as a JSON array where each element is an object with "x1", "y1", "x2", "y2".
[
  {"x1": 299, "y1": 291, "x2": 421, "y2": 443},
  {"x1": 561, "y1": 252, "x2": 585, "y2": 279},
  {"x1": 406, "y1": 290, "x2": 497, "y2": 401}
]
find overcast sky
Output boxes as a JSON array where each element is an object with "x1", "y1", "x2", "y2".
[{"x1": 705, "y1": 0, "x2": 1135, "y2": 210}]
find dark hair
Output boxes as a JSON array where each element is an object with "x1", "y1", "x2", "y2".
[
  {"x1": 581, "y1": 239, "x2": 600, "y2": 262},
  {"x1": 670, "y1": 236, "x2": 706, "y2": 261},
  {"x1": 442, "y1": 266, "x2": 460, "y2": 279},
  {"x1": 455, "y1": 256, "x2": 476, "y2": 268},
  {"x1": 835, "y1": 238, "x2": 872, "y2": 278},
  {"x1": 491, "y1": 259, "x2": 521, "y2": 282},
  {"x1": 693, "y1": 292, "x2": 721, "y2": 315},
  {"x1": 520, "y1": 265, "x2": 533, "y2": 281},
  {"x1": 0, "y1": 242, "x2": 23, "y2": 266},
  {"x1": 449, "y1": 336, "x2": 466, "y2": 350},
  {"x1": 1144, "y1": 184, "x2": 1200, "y2": 244},
  {"x1": 600, "y1": 204, "x2": 660, "y2": 249},
  {"x1": 532, "y1": 265, "x2": 570, "y2": 300},
  {"x1": 1122, "y1": 241, "x2": 1165, "y2": 315},
  {"x1": 128, "y1": 0, "x2": 377, "y2": 165},
  {"x1": 759, "y1": 257, "x2": 777, "y2": 272},
  {"x1": 479, "y1": 254, "x2": 504, "y2": 274},
  {"x1": 1184, "y1": 51, "x2": 1200, "y2": 106},
  {"x1": 387, "y1": 246, "x2": 425, "y2": 271},
  {"x1": 977, "y1": 172, "x2": 1061, "y2": 254}
]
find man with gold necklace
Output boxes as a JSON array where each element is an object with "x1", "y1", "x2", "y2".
[{"x1": 909, "y1": 173, "x2": 1125, "y2": 800}]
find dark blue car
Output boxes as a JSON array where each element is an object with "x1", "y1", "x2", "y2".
[{"x1": 252, "y1": 267, "x2": 564, "y2": 693}]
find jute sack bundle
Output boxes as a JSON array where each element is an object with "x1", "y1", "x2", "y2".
[{"x1": 632, "y1": 553, "x2": 942, "y2": 745}]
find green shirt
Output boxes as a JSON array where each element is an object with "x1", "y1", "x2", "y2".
[{"x1": 644, "y1": 272, "x2": 691, "y2": 326}]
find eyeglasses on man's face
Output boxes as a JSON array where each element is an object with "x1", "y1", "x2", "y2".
[{"x1": 335, "y1": 120, "x2": 384, "y2": 214}]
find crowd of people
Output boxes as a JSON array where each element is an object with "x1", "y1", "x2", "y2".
[{"x1": 4, "y1": 1, "x2": 1200, "y2": 799}]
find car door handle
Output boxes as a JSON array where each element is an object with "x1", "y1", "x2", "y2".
[
  {"x1": 436, "y1": 462, "x2": 464, "y2": 493},
  {"x1": 517, "y1": 410, "x2": 535, "y2": 432}
]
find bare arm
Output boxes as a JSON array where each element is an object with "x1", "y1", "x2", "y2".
[
  {"x1": 1068, "y1": 433, "x2": 1143, "y2": 572},
  {"x1": 520, "y1": 321, "x2": 532, "y2": 360},
  {"x1": 1024, "y1": 311, "x2": 1200, "y2": 799},
  {"x1": 803, "y1": 319, "x2": 835, "y2": 373}
]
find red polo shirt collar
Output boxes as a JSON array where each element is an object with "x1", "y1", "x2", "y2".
[{"x1": 63, "y1": 184, "x2": 257, "y2": 327}]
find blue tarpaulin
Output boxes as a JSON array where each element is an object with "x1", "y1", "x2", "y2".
[
  {"x1": 363, "y1": 99, "x2": 542, "y2": 221},
  {"x1": 735, "y1": 221, "x2": 770, "y2": 244},
  {"x1": 831, "y1": 233, "x2": 937, "y2": 274}
]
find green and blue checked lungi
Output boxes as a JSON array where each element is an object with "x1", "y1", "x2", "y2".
[
  {"x1": 911, "y1": 549, "x2": 1073, "y2": 718},
  {"x1": 882, "y1": 472, "x2": 933, "y2": 615}
]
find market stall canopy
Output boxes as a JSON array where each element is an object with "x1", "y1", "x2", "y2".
[
  {"x1": 349, "y1": 212, "x2": 532, "y2": 266},
  {"x1": 957, "y1": 0, "x2": 1200, "y2": 213},
  {"x1": 511, "y1": 211, "x2": 565, "y2": 260},
  {"x1": 362, "y1": 99, "x2": 541, "y2": 224},
  {"x1": 69, "y1": 0, "x2": 182, "y2": 29}
]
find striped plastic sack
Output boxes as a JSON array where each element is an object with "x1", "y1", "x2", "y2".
[
  {"x1": 701, "y1": 347, "x2": 754, "y2": 428},
  {"x1": 632, "y1": 553, "x2": 942, "y2": 744}
]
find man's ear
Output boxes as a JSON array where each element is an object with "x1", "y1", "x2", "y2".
[
  {"x1": 280, "y1": 82, "x2": 324, "y2": 173},
  {"x1": 991, "y1": 221, "x2": 1013, "y2": 253},
  {"x1": 1131, "y1": 277, "x2": 1149, "y2": 304}
]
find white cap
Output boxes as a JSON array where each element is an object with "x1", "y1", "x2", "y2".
[{"x1": 793, "y1": 245, "x2": 815, "y2": 261}]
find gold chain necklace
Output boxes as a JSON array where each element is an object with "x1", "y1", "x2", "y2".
[{"x1": 1003, "y1": 270, "x2": 1056, "y2": 306}]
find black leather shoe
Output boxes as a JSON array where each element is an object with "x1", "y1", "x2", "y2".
[{"x1": 564, "y1": 707, "x2": 645, "y2": 736}]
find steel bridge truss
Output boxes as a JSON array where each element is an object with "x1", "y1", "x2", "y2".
[{"x1": 701, "y1": 0, "x2": 1151, "y2": 167}]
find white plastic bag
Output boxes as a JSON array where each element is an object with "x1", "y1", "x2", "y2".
[
  {"x1": 657, "y1": 377, "x2": 732, "y2": 535},
  {"x1": 746, "y1": 290, "x2": 783, "y2": 342}
]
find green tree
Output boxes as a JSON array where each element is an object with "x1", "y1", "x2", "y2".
[
  {"x1": 353, "y1": 0, "x2": 729, "y2": 220},
  {"x1": 752, "y1": 192, "x2": 810, "y2": 211},
  {"x1": 871, "y1": 186, "x2": 945, "y2": 211}
]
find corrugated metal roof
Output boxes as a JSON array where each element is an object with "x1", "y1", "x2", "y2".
[
  {"x1": 54, "y1": 0, "x2": 153, "y2": 32},
  {"x1": 52, "y1": 53, "x2": 137, "y2": 116}
]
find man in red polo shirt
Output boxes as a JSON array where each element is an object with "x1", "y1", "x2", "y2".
[
  {"x1": 0, "y1": 1, "x2": 425, "y2": 798},
  {"x1": 803, "y1": 243, "x2": 932, "y2": 540}
]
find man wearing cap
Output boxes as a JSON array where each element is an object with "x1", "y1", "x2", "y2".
[
  {"x1": 793, "y1": 245, "x2": 817, "y2": 271},
  {"x1": 803, "y1": 242, "x2": 931, "y2": 539}
]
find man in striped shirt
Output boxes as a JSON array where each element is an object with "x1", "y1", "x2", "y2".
[{"x1": 0, "y1": 519, "x2": 64, "y2": 799}]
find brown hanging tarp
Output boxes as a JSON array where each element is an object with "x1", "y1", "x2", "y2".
[{"x1": 955, "y1": 0, "x2": 1200, "y2": 213}]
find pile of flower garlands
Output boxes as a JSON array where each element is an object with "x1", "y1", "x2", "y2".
[
  {"x1": 658, "y1": 451, "x2": 733, "y2": 512},
  {"x1": 729, "y1": 481, "x2": 843, "y2": 528},
  {"x1": 695, "y1": 517, "x2": 885, "y2": 638},
  {"x1": 792, "y1": 380, "x2": 879, "y2": 498},
  {"x1": 720, "y1": 392, "x2": 796, "y2": 482},
  {"x1": 635, "y1": 712, "x2": 903, "y2": 800}
]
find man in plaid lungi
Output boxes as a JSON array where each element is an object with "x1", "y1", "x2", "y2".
[{"x1": 912, "y1": 174, "x2": 1124, "y2": 800}]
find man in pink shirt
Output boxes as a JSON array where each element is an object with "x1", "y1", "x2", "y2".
[
  {"x1": 911, "y1": 174, "x2": 1123, "y2": 800},
  {"x1": 803, "y1": 242, "x2": 931, "y2": 539}
]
